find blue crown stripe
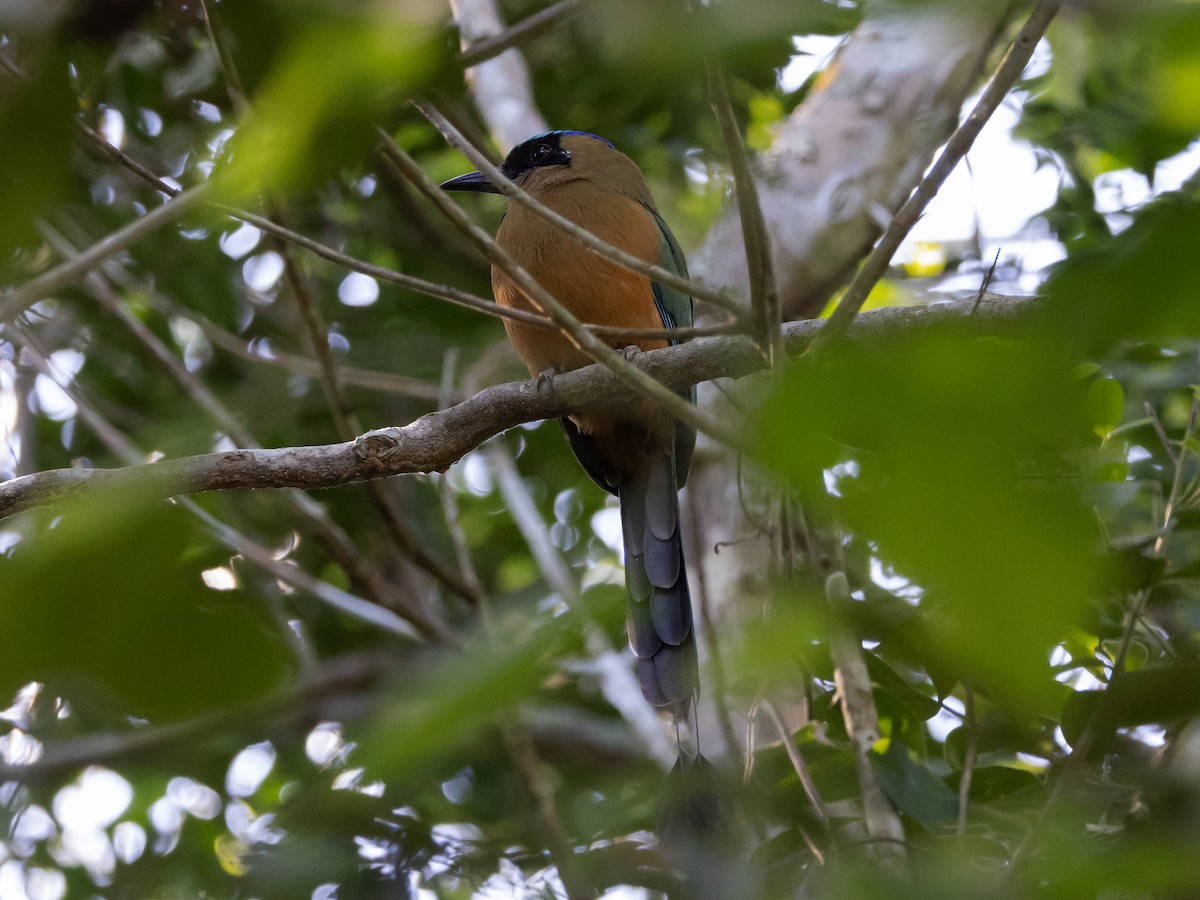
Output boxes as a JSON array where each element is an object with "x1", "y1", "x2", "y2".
[{"x1": 529, "y1": 130, "x2": 615, "y2": 149}]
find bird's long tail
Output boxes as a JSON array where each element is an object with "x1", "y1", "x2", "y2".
[
  {"x1": 619, "y1": 450, "x2": 698, "y2": 721},
  {"x1": 623, "y1": 451, "x2": 733, "y2": 861}
]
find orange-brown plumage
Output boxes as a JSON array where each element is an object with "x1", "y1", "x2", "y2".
[{"x1": 493, "y1": 186, "x2": 668, "y2": 375}]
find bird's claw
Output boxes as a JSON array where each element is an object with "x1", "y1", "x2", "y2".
[
  {"x1": 618, "y1": 344, "x2": 642, "y2": 362},
  {"x1": 533, "y1": 368, "x2": 561, "y2": 392}
]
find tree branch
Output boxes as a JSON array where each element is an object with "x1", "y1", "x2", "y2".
[
  {"x1": 704, "y1": 49, "x2": 781, "y2": 369},
  {"x1": 0, "y1": 294, "x2": 1032, "y2": 519},
  {"x1": 457, "y1": 0, "x2": 588, "y2": 70},
  {"x1": 0, "y1": 653, "x2": 385, "y2": 785},
  {"x1": 812, "y1": 0, "x2": 1064, "y2": 351},
  {"x1": 449, "y1": 0, "x2": 550, "y2": 150},
  {"x1": 695, "y1": 1, "x2": 1013, "y2": 319},
  {"x1": 8, "y1": 319, "x2": 440, "y2": 638},
  {"x1": 40, "y1": 214, "x2": 463, "y2": 636},
  {"x1": 831, "y1": 624, "x2": 906, "y2": 866}
]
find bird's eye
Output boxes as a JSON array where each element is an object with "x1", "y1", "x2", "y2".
[{"x1": 530, "y1": 143, "x2": 553, "y2": 163}]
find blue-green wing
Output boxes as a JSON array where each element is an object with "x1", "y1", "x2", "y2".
[
  {"x1": 646, "y1": 206, "x2": 697, "y2": 488},
  {"x1": 647, "y1": 206, "x2": 694, "y2": 337}
]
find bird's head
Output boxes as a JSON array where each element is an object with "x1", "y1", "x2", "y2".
[{"x1": 440, "y1": 130, "x2": 647, "y2": 199}]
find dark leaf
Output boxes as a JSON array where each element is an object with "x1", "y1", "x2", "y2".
[{"x1": 871, "y1": 738, "x2": 958, "y2": 833}]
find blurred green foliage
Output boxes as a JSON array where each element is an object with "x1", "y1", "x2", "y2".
[
  {"x1": 0, "y1": 49, "x2": 74, "y2": 258},
  {"x1": 758, "y1": 330, "x2": 1101, "y2": 709},
  {"x1": 1, "y1": 492, "x2": 292, "y2": 721},
  {"x1": 0, "y1": 0, "x2": 1199, "y2": 897}
]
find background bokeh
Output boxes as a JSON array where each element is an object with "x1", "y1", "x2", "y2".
[{"x1": 2, "y1": 0, "x2": 1200, "y2": 897}]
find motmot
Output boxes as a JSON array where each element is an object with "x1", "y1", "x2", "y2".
[{"x1": 442, "y1": 131, "x2": 700, "y2": 723}]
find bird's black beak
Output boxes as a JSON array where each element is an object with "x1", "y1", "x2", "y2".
[{"x1": 439, "y1": 170, "x2": 501, "y2": 194}]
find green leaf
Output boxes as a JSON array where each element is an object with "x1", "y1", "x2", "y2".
[
  {"x1": 214, "y1": 14, "x2": 444, "y2": 202},
  {"x1": 1092, "y1": 461, "x2": 1129, "y2": 482},
  {"x1": 864, "y1": 652, "x2": 940, "y2": 725},
  {"x1": 1085, "y1": 377, "x2": 1125, "y2": 437},
  {"x1": 360, "y1": 585, "x2": 619, "y2": 779},
  {"x1": 1044, "y1": 196, "x2": 1200, "y2": 353},
  {"x1": 871, "y1": 738, "x2": 958, "y2": 832},
  {"x1": 1062, "y1": 663, "x2": 1200, "y2": 748},
  {"x1": 960, "y1": 765, "x2": 1043, "y2": 805}
]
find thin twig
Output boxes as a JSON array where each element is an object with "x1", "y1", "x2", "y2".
[
  {"x1": 487, "y1": 439, "x2": 576, "y2": 601},
  {"x1": 458, "y1": 0, "x2": 588, "y2": 68},
  {"x1": 704, "y1": 50, "x2": 782, "y2": 369},
  {"x1": 278, "y1": 236, "x2": 358, "y2": 436},
  {"x1": 75, "y1": 230, "x2": 449, "y2": 399},
  {"x1": 685, "y1": 483, "x2": 742, "y2": 767},
  {"x1": 170, "y1": 305, "x2": 455, "y2": 401},
  {"x1": 809, "y1": 0, "x2": 1064, "y2": 352},
  {"x1": 188, "y1": 500, "x2": 425, "y2": 639},
  {"x1": 761, "y1": 700, "x2": 829, "y2": 831},
  {"x1": 9, "y1": 322, "x2": 425, "y2": 640},
  {"x1": 449, "y1": 0, "x2": 548, "y2": 149},
  {"x1": 200, "y1": 0, "x2": 359, "y2": 438},
  {"x1": 0, "y1": 48, "x2": 29, "y2": 79},
  {"x1": 415, "y1": 102, "x2": 748, "y2": 319},
  {"x1": 0, "y1": 184, "x2": 209, "y2": 324},
  {"x1": 1144, "y1": 401, "x2": 1181, "y2": 468},
  {"x1": 970, "y1": 248, "x2": 1001, "y2": 315},
  {"x1": 39, "y1": 221, "x2": 452, "y2": 638},
  {"x1": 252, "y1": 567, "x2": 319, "y2": 672},
  {"x1": 957, "y1": 684, "x2": 978, "y2": 836},
  {"x1": 270, "y1": 231, "x2": 475, "y2": 610},
  {"x1": 36, "y1": 221, "x2": 258, "y2": 444},
  {"x1": 594, "y1": 321, "x2": 743, "y2": 341},
  {"x1": 75, "y1": 119, "x2": 726, "y2": 343},
  {"x1": 500, "y1": 724, "x2": 596, "y2": 900},
  {"x1": 72, "y1": 122, "x2": 548, "y2": 330},
  {"x1": 199, "y1": 0, "x2": 251, "y2": 117},
  {"x1": 0, "y1": 653, "x2": 385, "y2": 785},
  {"x1": 487, "y1": 436, "x2": 676, "y2": 764},
  {"x1": 437, "y1": 349, "x2": 487, "y2": 609}
]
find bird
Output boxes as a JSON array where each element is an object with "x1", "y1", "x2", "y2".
[{"x1": 441, "y1": 130, "x2": 701, "y2": 730}]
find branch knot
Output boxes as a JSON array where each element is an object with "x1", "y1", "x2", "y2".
[{"x1": 354, "y1": 429, "x2": 403, "y2": 469}]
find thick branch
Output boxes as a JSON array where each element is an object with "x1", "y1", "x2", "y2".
[
  {"x1": 0, "y1": 294, "x2": 1031, "y2": 518},
  {"x1": 814, "y1": 0, "x2": 1063, "y2": 350},
  {"x1": 695, "y1": 1, "x2": 1011, "y2": 319}
]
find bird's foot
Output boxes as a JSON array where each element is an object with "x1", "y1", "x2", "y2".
[
  {"x1": 533, "y1": 367, "x2": 563, "y2": 392},
  {"x1": 618, "y1": 344, "x2": 642, "y2": 362}
]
